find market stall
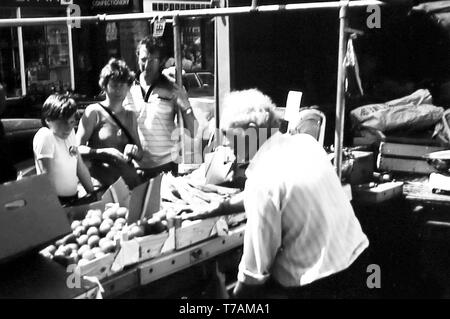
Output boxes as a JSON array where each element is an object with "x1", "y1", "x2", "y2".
[{"x1": 2, "y1": 0, "x2": 450, "y2": 299}]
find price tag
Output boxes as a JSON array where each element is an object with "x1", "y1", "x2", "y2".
[{"x1": 153, "y1": 19, "x2": 166, "y2": 38}]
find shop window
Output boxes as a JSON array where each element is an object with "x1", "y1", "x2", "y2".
[
  {"x1": 0, "y1": 9, "x2": 21, "y2": 98},
  {"x1": 23, "y1": 24, "x2": 71, "y2": 96},
  {"x1": 181, "y1": 19, "x2": 204, "y2": 71},
  {"x1": 21, "y1": 8, "x2": 71, "y2": 97}
]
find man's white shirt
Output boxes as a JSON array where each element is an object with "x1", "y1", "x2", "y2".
[{"x1": 238, "y1": 132, "x2": 369, "y2": 287}]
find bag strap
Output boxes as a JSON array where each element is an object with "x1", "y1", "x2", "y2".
[
  {"x1": 144, "y1": 81, "x2": 161, "y2": 102},
  {"x1": 98, "y1": 103, "x2": 136, "y2": 145},
  {"x1": 142, "y1": 75, "x2": 172, "y2": 102}
]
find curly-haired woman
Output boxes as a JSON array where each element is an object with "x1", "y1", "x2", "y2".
[{"x1": 76, "y1": 58, "x2": 143, "y2": 189}]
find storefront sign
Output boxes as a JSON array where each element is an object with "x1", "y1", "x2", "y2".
[
  {"x1": 3, "y1": 0, "x2": 63, "y2": 7},
  {"x1": 91, "y1": 0, "x2": 133, "y2": 12}
]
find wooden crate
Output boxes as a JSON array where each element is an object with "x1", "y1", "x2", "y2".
[
  {"x1": 106, "y1": 229, "x2": 176, "y2": 271},
  {"x1": 75, "y1": 252, "x2": 115, "y2": 281},
  {"x1": 135, "y1": 228, "x2": 175, "y2": 262},
  {"x1": 377, "y1": 142, "x2": 446, "y2": 175},
  {"x1": 226, "y1": 212, "x2": 247, "y2": 228},
  {"x1": 378, "y1": 157, "x2": 437, "y2": 174},
  {"x1": 379, "y1": 142, "x2": 445, "y2": 159},
  {"x1": 353, "y1": 181, "x2": 404, "y2": 204},
  {"x1": 175, "y1": 217, "x2": 228, "y2": 250}
]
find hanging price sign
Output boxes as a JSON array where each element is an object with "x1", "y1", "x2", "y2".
[{"x1": 153, "y1": 19, "x2": 166, "y2": 38}]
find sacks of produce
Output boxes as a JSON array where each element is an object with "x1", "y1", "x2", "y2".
[{"x1": 351, "y1": 89, "x2": 444, "y2": 132}]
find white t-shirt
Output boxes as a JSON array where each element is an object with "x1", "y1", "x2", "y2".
[
  {"x1": 33, "y1": 127, "x2": 78, "y2": 197},
  {"x1": 124, "y1": 83, "x2": 177, "y2": 169}
]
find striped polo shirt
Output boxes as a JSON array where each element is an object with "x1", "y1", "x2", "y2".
[
  {"x1": 238, "y1": 132, "x2": 369, "y2": 287},
  {"x1": 124, "y1": 81, "x2": 178, "y2": 169}
]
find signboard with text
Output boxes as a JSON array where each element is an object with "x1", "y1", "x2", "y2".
[{"x1": 90, "y1": 0, "x2": 133, "y2": 12}]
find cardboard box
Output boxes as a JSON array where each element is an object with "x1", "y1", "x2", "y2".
[
  {"x1": 377, "y1": 142, "x2": 445, "y2": 175},
  {"x1": 175, "y1": 217, "x2": 228, "y2": 250},
  {"x1": 127, "y1": 175, "x2": 162, "y2": 224},
  {"x1": 0, "y1": 174, "x2": 71, "y2": 263},
  {"x1": 75, "y1": 252, "x2": 116, "y2": 281},
  {"x1": 69, "y1": 177, "x2": 164, "y2": 279},
  {"x1": 135, "y1": 228, "x2": 175, "y2": 262},
  {"x1": 379, "y1": 142, "x2": 446, "y2": 159},
  {"x1": 91, "y1": 176, "x2": 167, "y2": 272},
  {"x1": 64, "y1": 178, "x2": 131, "y2": 222},
  {"x1": 349, "y1": 151, "x2": 374, "y2": 185},
  {"x1": 378, "y1": 157, "x2": 436, "y2": 175},
  {"x1": 352, "y1": 181, "x2": 404, "y2": 203}
]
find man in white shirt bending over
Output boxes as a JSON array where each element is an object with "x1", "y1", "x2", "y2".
[{"x1": 187, "y1": 89, "x2": 369, "y2": 298}]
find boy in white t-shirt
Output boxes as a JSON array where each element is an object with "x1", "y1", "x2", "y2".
[{"x1": 33, "y1": 94, "x2": 94, "y2": 205}]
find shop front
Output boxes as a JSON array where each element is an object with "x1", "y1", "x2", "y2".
[
  {"x1": 0, "y1": 0, "x2": 146, "y2": 115},
  {"x1": 76, "y1": 0, "x2": 146, "y2": 99},
  {"x1": 143, "y1": 0, "x2": 215, "y2": 73},
  {"x1": 0, "y1": 1, "x2": 72, "y2": 103}
]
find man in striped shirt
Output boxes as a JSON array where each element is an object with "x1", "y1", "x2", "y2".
[
  {"x1": 188, "y1": 89, "x2": 369, "y2": 298},
  {"x1": 124, "y1": 36, "x2": 198, "y2": 179}
]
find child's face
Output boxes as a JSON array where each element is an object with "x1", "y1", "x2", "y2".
[{"x1": 46, "y1": 114, "x2": 77, "y2": 139}]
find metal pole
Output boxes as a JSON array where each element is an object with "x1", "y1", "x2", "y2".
[
  {"x1": 0, "y1": 1, "x2": 387, "y2": 28},
  {"x1": 214, "y1": 16, "x2": 221, "y2": 148},
  {"x1": 66, "y1": 7, "x2": 75, "y2": 92},
  {"x1": 0, "y1": 15, "x2": 101, "y2": 28},
  {"x1": 173, "y1": 15, "x2": 186, "y2": 164},
  {"x1": 16, "y1": 7, "x2": 26, "y2": 96},
  {"x1": 334, "y1": 0, "x2": 349, "y2": 179},
  {"x1": 251, "y1": 0, "x2": 258, "y2": 11}
]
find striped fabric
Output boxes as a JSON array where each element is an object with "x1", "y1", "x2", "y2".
[
  {"x1": 238, "y1": 132, "x2": 369, "y2": 288},
  {"x1": 124, "y1": 84, "x2": 177, "y2": 168}
]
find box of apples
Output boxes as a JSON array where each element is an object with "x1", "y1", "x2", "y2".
[{"x1": 40, "y1": 202, "x2": 176, "y2": 281}]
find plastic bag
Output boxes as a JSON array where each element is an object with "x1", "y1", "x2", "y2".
[
  {"x1": 433, "y1": 108, "x2": 450, "y2": 146},
  {"x1": 350, "y1": 89, "x2": 444, "y2": 132}
]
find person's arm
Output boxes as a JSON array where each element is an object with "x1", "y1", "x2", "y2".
[
  {"x1": 172, "y1": 83, "x2": 198, "y2": 138},
  {"x1": 33, "y1": 129, "x2": 56, "y2": 183},
  {"x1": 233, "y1": 179, "x2": 282, "y2": 298},
  {"x1": 76, "y1": 105, "x2": 98, "y2": 157},
  {"x1": 123, "y1": 111, "x2": 143, "y2": 162},
  {"x1": 76, "y1": 105, "x2": 127, "y2": 163},
  {"x1": 232, "y1": 281, "x2": 264, "y2": 299},
  {"x1": 36, "y1": 157, "x2": 52, "y2": 175},
  {"x1": 76, "y1": 152, "x2": 94, "y2": 193},
  {"x1": 183, "y1": 191, "x2": 245, "y2": 221}
]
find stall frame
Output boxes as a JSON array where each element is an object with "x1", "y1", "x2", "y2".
[
  {"x1": 0, "y1": 0, "x2": 393, "y2": 174},
  {"x1": 1, "y1": 1, "x2": 411, "y2": 298}
]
